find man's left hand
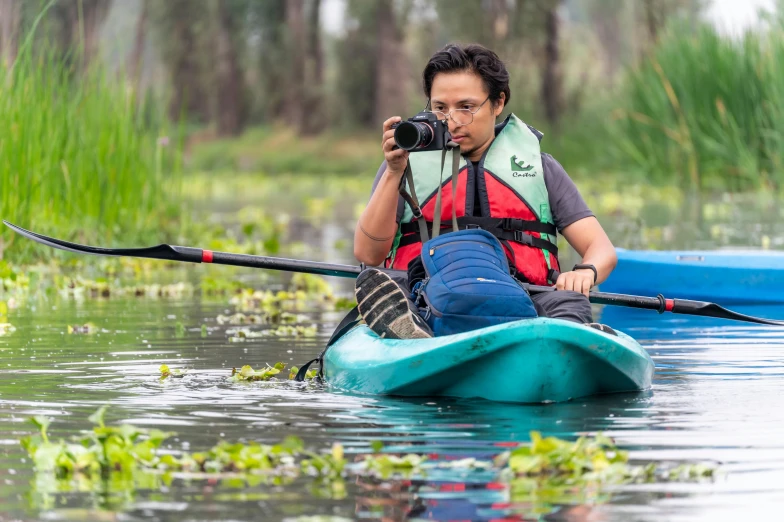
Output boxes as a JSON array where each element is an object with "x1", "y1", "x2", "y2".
[{"x1": 555, "y1": 269, "x2": 595, "y2": 297}]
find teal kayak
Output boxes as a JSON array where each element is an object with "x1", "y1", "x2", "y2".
[{"x1": 323, "y1": 318, "x2": 654, "y2": 404}]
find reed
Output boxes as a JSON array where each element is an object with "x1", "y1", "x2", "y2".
[
  {"x1": 613, "y1": 21, "x2": 784, "y2": 192},
  {"x1": 0, "y1": 32, "x2": 181, "y2": 261}
]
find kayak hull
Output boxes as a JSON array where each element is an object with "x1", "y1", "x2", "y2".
[
  {"x1": 323, "y1": 318, "x2": 653, "y2": 404},
  {"x1": 602, "y1": 248, "x2": 784, "y2": 304}
]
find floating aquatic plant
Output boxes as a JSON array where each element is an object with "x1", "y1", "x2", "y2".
[
  {"x1": 229, "y1": 363, "x2": 286, "y2": 382},
  {"x1": 159, "y1": 364, "x2": 187, "y2": 379},
  {"x1": 21, "y1": 414, "x2": 718, "y2": 517},
  {"x1": 288, "y1": 366, "x2": 319, "y2": 380},
  {"x1": 66, "y1": 323, "x2": 99, "y2": 334},
  {"x1": 497, "y1": 431, "x2": 715, "y2": 506}
]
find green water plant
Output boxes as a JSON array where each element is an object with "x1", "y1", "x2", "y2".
[
  {"x1": 288, "y1": 366, "x2": 319, "y2": 380},
  {"x1": 497, "y1": 431, "x2": 715, "y2": 507},
  {"x1": 21, "y1": 414, "x2": 718, "y2": 517},
  {"x1": 229, "y1": 362, "x2": 287, "y2": 382},
  {"x1": 66, "y1": 323, "x2": 99, "y2": 334},
  {"x1": 159, "y1": 364, "x2": 187, "y2": 379}
]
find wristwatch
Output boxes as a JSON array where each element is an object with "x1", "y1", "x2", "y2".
[{"x1": 572, "y1": 263, "x2": 597, "y2": 285}]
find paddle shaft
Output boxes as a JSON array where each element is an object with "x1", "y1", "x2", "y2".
[{"x1": 5, "y1": 220, "x2": 784, "y2": 326}]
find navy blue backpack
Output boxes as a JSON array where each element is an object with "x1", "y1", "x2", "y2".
[{"x1": 414, "y1": 229, "x2": 538, "y2": 336}]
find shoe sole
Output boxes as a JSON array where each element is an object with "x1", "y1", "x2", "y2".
[
  {"x1": 585, "y1": 322, "x2": 617, "y2": 336},
  {"x1": 355, "y1": 270, "x2": 432, "y2": 339}
]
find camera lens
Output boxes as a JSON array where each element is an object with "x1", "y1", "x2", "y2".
[{"x1": 394, "y1": 121, "x2": 433, "y2": 151}]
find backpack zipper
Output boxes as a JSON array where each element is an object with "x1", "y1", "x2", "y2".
[{"x1": 429, "y1": 239, "x2": 489, "y2": 256}]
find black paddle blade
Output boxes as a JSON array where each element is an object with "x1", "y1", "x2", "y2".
[
  {"x1": 2, "y1": 221, "x2": 203, "y2": 263},
  {"x1": 672, "y1": 299, "x2": 784, "y2": 326}
]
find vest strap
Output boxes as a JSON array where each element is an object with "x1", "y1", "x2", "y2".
[
  {"x1": 399, "y1": 217, "x2": 557, "y2": 237},
  {"x1": 397, "y1": 222, "x2": 558, "y2": 256}
]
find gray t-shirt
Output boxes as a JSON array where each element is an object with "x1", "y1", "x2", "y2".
[{"x1": 370, "y1": 153, "x2": 593, "y2": 233}]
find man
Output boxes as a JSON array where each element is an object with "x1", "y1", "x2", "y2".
[{"x1": 353, "y1": 43, "x2": 617, "y2": 339}]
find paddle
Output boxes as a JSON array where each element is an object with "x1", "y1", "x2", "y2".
[{"x1": 4, "y1": 219, "x2": 784, "y2": 326}]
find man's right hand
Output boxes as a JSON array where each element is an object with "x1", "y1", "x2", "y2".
[{"x1": 383, "y1": 116, "x2": 409, "y2": 178}]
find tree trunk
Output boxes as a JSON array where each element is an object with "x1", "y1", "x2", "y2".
[
  {"x1": 541, "y1": 2, "x2": 562, "y2": 128},
  {"x1": 129, "y1": 0, "x2": 148, "y2": 91},
  {"x1": 81, "y1": 0, "x2": 109, "y2": 66},
  {"x1": 59, "y1": 0, "x2": 110, "y2": 69},
  {"x1": 214, "y1": 0, "x2": 243, "y2": 136},
  {"x1": 644, "y1": 0, "x2": 658, "y2": 47},
  {"x1": 300, "y1": 0, "x2": 323, "y2": 135},
  {"x1": 488, "y1": 0, "x2": 508, "y2": 50},
  {"x1": 374, "y1": 0, "x2": 408, "y2": 128},
  {"x1": 167, "y1": 3, "x2": 208, "y2": 122},
  {"x1": 285, "y1": 0, "x2": 306, "y2": 131},
  {"x1": 0, "y1": 0, "x2": 20, "y2": 68}
]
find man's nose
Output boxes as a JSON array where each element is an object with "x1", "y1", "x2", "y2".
[{"x1": 446, "y1": 116, "x2": 460, "y2": 134}]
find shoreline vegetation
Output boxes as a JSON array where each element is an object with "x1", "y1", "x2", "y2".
[{"x1": 1, "y1": 14, "x2": 784, "y2": 268}]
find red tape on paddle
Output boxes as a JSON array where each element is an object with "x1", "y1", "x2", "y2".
[{"x1": 202, "y1": 250, "x2": 213, "y2": 263}]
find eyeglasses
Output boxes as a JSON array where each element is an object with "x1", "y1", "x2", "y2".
[{"x1": 426, "y1": 95, "x2": 491, "y2": 127}]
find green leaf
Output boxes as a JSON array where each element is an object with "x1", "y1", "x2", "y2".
[
  {"x1": 88, "y1": 406, "x2": 108, "y2": 428},
  {"x1": 370, "y1": 440, "x2": 384, "y2": 453},
  {"x1": 30, "y1": 416, "x2": 51, "y2": 443}
]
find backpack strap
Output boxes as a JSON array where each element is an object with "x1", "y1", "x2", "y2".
[{"x1": 294, "y1": 306, "x2": 361, "y2": 381}]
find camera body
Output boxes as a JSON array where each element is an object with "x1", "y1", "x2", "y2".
[{"x1": 392, "y1": 112, "x2": 451, "y2": 152}]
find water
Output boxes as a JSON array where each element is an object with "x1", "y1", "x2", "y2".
[
  {"x1": 2, "y1": 182, "x2": 784, "y2": 520},
  {"x1": 1, "y1": 287, "x2": 783, "y2": 521}
]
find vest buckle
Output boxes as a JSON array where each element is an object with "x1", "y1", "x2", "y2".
[
  {"x1": 513, "y1": 230, "x2": 534, "y2": 246},
  {"x1": 412, "y1": 207, "x2": 423, "y2": 219},
  {"x1": 501, "y1": 218, "x2": 522, "y2": 231}
]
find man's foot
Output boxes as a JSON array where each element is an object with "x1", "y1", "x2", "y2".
[
  {"x1": 585, "y1": 322, "x2": 618, "y2": 336},
  {"x1": 355, "y1": 268, "x2": 433, "y2": 339}
]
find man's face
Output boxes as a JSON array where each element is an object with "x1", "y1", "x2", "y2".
[{"x1": 429, "y1": 71, "x2": 504, "y2": 156}]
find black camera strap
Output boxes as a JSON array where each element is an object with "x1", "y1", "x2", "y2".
[
  {"x1": 431, "y1": 144, "x2": 461, "y2": 239},
  {"x1": 399, "y1": 142, "x2": 461, "y2": 243},
  {"x1": 399, "y1": 163, "x2": 430, "y2": 243}
]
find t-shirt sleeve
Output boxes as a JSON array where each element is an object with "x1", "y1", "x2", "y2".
[
  {"x1": 370, "y1": 160, "x2": 405, "y2": 224},
  {"x1": 542, "y1": 153, "x2": 594, "y2": 232}
]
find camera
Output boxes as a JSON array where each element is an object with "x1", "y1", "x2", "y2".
[{"x1": 392, "y1": 111, "x2": 451, "y2": 152}]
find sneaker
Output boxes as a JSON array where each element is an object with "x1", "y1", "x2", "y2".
[
  {"x1": 585, "y1": 322, "x2": 618, "y2": 336},
  {"x1": 355, "y1": 268, "x2": 433, "y2": 339}
]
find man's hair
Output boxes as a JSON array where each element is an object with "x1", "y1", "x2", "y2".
[{"x1": 422, "y1": 44, "x2": 510, "y2": 108}]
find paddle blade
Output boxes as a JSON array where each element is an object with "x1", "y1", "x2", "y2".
[
  {"x1": 2, "y1": 221, "x2": 203, "y2": 262},
  {"x1": 672, "y1": 299, "x2": 784, "y2": 326}
]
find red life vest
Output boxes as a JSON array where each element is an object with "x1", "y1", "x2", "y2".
[{"x1": 385, "y1": 115, "x2": 560, "y2": 286}]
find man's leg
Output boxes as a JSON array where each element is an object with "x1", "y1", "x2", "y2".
[
  {"x1": 531, "y1": 290, "x2": 618, "y2": 335},
  {"x1": 355, "y1": 268, "x2": 433, "y2": 339},
  {"x1": 531, "y1": 290, "x2": 593, "y2": 324}
]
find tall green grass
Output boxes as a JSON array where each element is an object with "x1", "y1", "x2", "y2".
[
  {"x1": 613, "y1": 21, "x2": 784, "y2": 192},
  {"x1": 0, "y1": 42, "x2": 182, "y2": 262}
]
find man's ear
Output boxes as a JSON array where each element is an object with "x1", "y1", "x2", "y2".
[{"x1": 495, "y1": 93, "x2": 506, "y2": 117}]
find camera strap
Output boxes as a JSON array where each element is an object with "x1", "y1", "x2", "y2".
[
  {"x1": 431, "y1": 144, "x2": 461, "y2": 240},
  {"x1": 399, "y1": 164, "x2": 430, "y2": 243},
  {"x1": 399, "y1": 143, "x2": 461, "y2": 243}
]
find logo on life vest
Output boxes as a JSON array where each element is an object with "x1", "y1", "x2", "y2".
[
  {"x1": 476, "y1": 277, "x2": 497, "y2": 282},
  {"x1": 510, "y1": 155, "x2": 536, "y2": 177}
]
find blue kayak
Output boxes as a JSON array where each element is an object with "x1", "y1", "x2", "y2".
[
  {"x1": 601, "y1": 248, "x2": 784, "y2": 304},
  {"x1": 323, "y1": 318, "x2": 654, "y2": 404}
]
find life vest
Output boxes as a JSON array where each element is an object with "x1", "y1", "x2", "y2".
[{"x1": 385, "y1": 114, "x2": 560, "y2": 285}]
